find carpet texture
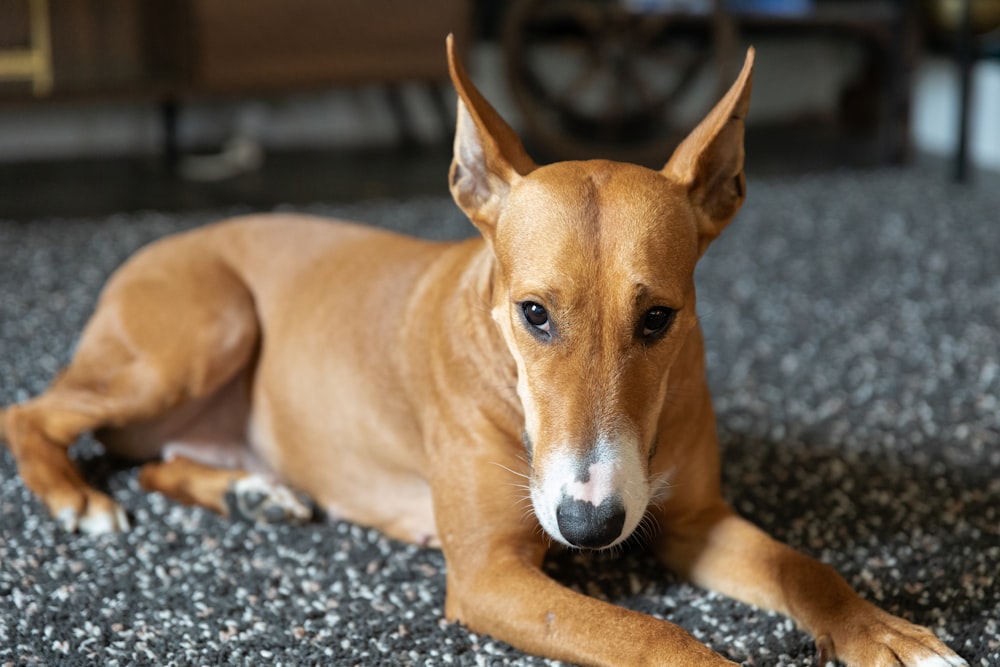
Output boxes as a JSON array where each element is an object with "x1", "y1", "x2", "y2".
[{"x1": 1, "y1": 165, "x2": 998, "y2": 666}]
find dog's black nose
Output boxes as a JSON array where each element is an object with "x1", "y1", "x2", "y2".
[{"x1": 556, "y1": 495, "x2": 626, "y2": 548}]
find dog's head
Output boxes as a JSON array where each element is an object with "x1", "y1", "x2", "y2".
[{"x1": 446, "y1": 35, "x2": 753, "y2": 549}]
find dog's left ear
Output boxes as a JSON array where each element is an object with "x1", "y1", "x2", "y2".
[
  {"x1": 663, "y1": 48, "x2": 754, "y2": 255},
  {"x1": 446, "y1": 34, "x2": 536, "y2": 239}
]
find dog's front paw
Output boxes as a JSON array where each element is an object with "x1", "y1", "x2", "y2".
[
  {"x1": 816, "y1": 605, "x2": 966, "y2": 667},
  {"x1": 225, "y1": 474, "x2": 313, "y2": 525}
]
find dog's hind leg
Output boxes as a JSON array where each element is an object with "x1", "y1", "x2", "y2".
[
  {"x1": 3, "y1": 396, "x2": 130, "y2": 534},
  {"x1": 2, "y1": 238, "x2": 259, "y2": 534}
]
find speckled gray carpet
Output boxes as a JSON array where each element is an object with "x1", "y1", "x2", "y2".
[{"x1": 1, "y1": 165, "x2": 998, "y2": 667}]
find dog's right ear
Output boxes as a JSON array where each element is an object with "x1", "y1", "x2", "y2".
[{"x1": 446, "y1": 34, "x2": 536, "y2": 239}]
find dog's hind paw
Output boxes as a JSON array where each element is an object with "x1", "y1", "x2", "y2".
[
  {"x1": 225, "y1": 474, "x2": 313, "y2": 525},
  {"x1": 55, "y1": 499, "x2": 130, "y2": 535}
]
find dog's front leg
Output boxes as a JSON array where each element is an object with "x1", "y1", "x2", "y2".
[
  {"x1": 428, "y1": 443, "x2": 738, "y2": 667},
  {"x1": 445, "y1": 551, "x2": 737, "y2": 667},
  {"x1": 653, "y1": 501, "x2": 967, "y2": 667}
]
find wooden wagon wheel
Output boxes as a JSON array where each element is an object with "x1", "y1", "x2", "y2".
[{"x1": 503, "y1": 0, "x2": 724, "y2": 165}]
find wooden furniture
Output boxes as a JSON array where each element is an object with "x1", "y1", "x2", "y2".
[
  {"x1": 0, "y1": 0, "x2": 470, "y2": 155},
  {"x1": 0, "y1": 0, "x2": 470, "y2": 98},
  {"x1": 0, "y1": 0, "x2": 52, "y2": 96},
  {"x1": 189, "y1": 0, "x2": 467, "y2": 90}
]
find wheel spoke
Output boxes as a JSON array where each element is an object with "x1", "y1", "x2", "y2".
[
  {"x1": 504, "y1": 0, "x2": 716, "y2": 156},
  {"x1": 553, "y1": 60, "x2": 604, "y2": 107},
  {"x1": 524, "y1": 0, "x2": 606, "y2": 38}
]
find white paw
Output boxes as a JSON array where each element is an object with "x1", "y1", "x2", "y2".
[
  {"x1": 56, "y1": 503, "x2": 130, "y2": 534},
  {"x1": 226, "y1": 474, "x2": 312, "y2": 524}
]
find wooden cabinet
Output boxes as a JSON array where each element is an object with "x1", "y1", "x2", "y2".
[
  {"x1": 0, "y1": 0, "x2": 156, "y2": 98},
  {"x1": 190, "y1": 0, "x2": 468, "y2": 90},
  {"x1": 0, "y1": 0, "x2": 470, "y2": 102}
]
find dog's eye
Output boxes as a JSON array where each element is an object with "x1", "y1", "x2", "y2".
[
  {"x1": 641, "y1": 307, "x2": 675, "y2": 339},
  {"x1": 521, "y1": 301, "x2": 550, "y2": 334}
]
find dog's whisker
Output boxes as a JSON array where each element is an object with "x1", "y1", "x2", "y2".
[
  {"x1": 628, "y1": 506, "x2": 663, "y2": 549},
  {"x1": 647, "y1": 469, "x2": 676, "y2": 507},
  {"x1": 511, "y1": 452, "x2": 532, "y2": 472},
  {"x1": 599, "y1": 539, "x2": 625, "y2": 558},
  {"x1": 516, "y1": 489, "x2": 533, "y2": 504},
  {"x1": 491, "y1": 461, "x2": 531, "y2": 482},
  {"x1": 517, "y1": 507, "x2": 534, "y2": 519}
]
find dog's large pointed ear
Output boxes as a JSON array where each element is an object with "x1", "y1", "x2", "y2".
[
  {"x1": 663, "y1": 48, "x2": 754, "y2": 255},
  {"x1": 446, "y1": 34, "x2": 536, "y2": 238}
]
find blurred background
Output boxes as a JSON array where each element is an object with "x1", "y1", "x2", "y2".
[{"x1": 0, "y1": 0, "x2": 998, "y2": 220}]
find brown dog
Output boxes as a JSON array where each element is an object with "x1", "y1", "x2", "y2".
[{"x1": 1, "y1": 37, "x2": 966, "y2": 667}]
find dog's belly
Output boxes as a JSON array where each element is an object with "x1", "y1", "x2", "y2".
[
  {"x1": 248, "y1": 386, "x2": 438, "y2": 546},
  {"x1": 97, "y1": 365, "x2": 257, "y2": 466}
]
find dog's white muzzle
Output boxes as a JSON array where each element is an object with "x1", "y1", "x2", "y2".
[{"x1": 530, "y1": 435, "x2": 648, "y2": 549}]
